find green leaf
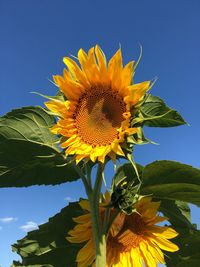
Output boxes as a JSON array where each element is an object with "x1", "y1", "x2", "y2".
[
  {"x1": 11, "y1": 263, "x2": 53, "y2": 267},
  {"x1": 160, "y1": 200, "x2": 195, "y2": 230},
  {"x1": 141, "y1": 160, "x2": 200, "y2": 206},
  {"x1": 159, "y1": 200, "x2": 199, "y2": 266},
  {"x1": 12, "y1": 202, "x2": 84, "y2": 267},
  {"x1": 139, "y1": 94, "x2": 186, "y2": 127},
  {"x1": 140, "y1": 161, "x2": 200, "y2": 265},
  {"x1": 0, "y1": 106, "x2": 79, "y2": 187},
  {"x1": 165, "y1": 230, "x2": 200, "y2": 267}
]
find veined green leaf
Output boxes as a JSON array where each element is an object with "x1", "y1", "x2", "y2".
[
  {"x1": 137, "y1": 94, "x2": 186, "y2": 127},
  {"x1": 0, "y1": 106, "x2": 79, "y2": 187},
  {"x1": 141, "y1": 160, "x2": 200, "y2": 206},
  {"x1": 12, "y1": 202, "x2": 83, "y2": 267}
]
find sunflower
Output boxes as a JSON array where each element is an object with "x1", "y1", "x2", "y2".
[
  {"x1": 45, "y1": 45, "x2": 150, "y2": 163},
  {"x1": 67, "y1": 196, "x2": 179, "y2": 267}
]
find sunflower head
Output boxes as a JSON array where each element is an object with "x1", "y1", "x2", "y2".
[
  {"x1": 67, "y1": 195, "x2": 179, "y2": 267},
  {"x1": 46, "y1": 45, "x2": 150, "y2": 163}
]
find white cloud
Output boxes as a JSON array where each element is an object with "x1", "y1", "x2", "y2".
[
  {"x1": 20, "y1": 221, "x2": 38, "y2": 232},
  {"x1": 0, "y1": 217, "x2": 18, "y2": 223},
  {"x1": 64, "y1": 196, "x2": 75, "y2": 202}
]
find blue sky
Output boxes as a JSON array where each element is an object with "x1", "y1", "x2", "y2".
[{"x1": 0, "y1": 0, "x2": 200, "y2": 266}]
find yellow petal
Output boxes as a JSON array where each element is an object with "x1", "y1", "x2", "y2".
[
  {"x1": 76, "y1": 154, "x2": 89, "y2": 164},
  {"x1": 62, "y1": 79, "x2": 84, "y2": 100},
  {"x1": 108, "y1": 49, "x2": 123, "y2": 90},
  {"x1": 135, "y1": 197, "x2": 153, "y2": 212},
  {"x1": 73, "y1": 213, "x2": 91, "y2": 224},
  {"x1": 111, "y1": 142, "x2": 125, "y2": 157},
  {"x1": 147, "y1": 240, "x2": 165, "y2": 264},
  {"x1": 130, "y1": 248, "x2": 142, "y2": 267},
  {"x1": 104, "y1": 190, "x2": 111, "y2": 203},
  {"x1": 82, "y1": 47, "x2": 100, "y2": 84},
  {"x1": 108, "y1": 49, "x2": 122, "y2": 79},
  {"x1": 63, "y1": 56, "x2": 89, "y2": 87},
  {"x1": 77, "y1": 48, "x2": 88, "y2": 68},
  {"x1": 124, "y1": 127, "x2": 138, "y2": 135},
  {"x1": 139, "y1": 241, "x2": 157, "y2": 267},
  {"x1": 126, "y1": 81, "x2": 150, "y2": 105},
  {"x1": 53, "y1": 74, "x2": 65, "y2": 87},
  {"x1": 146, "y1": 215, "x2": 168, "y2": 225},
  {"x1": 63, "y1": 68, "x2": 71, "y2": 80},
  {"x1": 79, "y1": 199, "x2": 90, "y2": 211},
  {"x1": 44, "y1": 99, "x2": 67, "y2": 117},
  {"x1": 149, "y1": 225, "x2": 179, "y2": 239},
  {"x1": 66, "y1": 228, "x2": 90, "y2": 243},
  {"x1": 97, "y1": 146, "x2": 112, "y2": 163},
  {"x1": 110, "y1": 213, "x2": 126, "y2": 237},
  {"x1": 95, "y1": 45, "x2": 108, "y2": 82},
  {"x1": 140, "y1": 201, "x2": 160, "y2": 219},
  {"x1": 121, "y1": 253, "x2": 128, "y2": 266},
  {"x1": 73, "y1": 143, "x2": 93, "y2": 154},
  {"x1": 121, "y1": 61, "x2": 134, "y2": 88},
  {"x1": 61, "y1": 135, "x2": 80, "y2": 148},
  {"x1": 50, "y1": 124, "x2": 61, "y2": 134},
  {"x1": 151, "y1": 235, "x2": 179, "y2": 252},
  {"x1": 77, "y1": 239, "x2": 95, "y2": 267}
]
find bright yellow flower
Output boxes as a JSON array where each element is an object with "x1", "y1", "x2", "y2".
[
  {"x1": 46, "y1": 45, "x2": 150, "y2": 163},
  {"x1": 67, "y1": 196, "x2": 179, "y2": 267}
]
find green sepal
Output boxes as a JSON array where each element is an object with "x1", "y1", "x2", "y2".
[
  {"x1": 0, "y1": 106, "x2": 80, "y2": 187},
  {"x1": 11, "y1": 202, "x2": 84, "y2": 267},
  {"x1": 31, "y1": 90, "x2": 66, "y2": 102},
  {"x1": 111, "y1": 163, "x2": 144, "y2": 214},
  {"x1": 112, "y1": 163, "x2": 144, "y2": 188},
  {"x1": 132, "y1": 94, "x2": 186, "y2": 127}
]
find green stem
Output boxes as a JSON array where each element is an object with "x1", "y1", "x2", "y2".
[
  {"x1": 87, "y1": 191, "x2": 100, "y2": 253},
  {"x1": 93, "y1": 163, "x2": 104, "y2": 229},
  {"x1": 85, "y1": 163, "x2": 92, "y2": 188},
  {"x1": 96, "y1": 234, "x2": 107, "y2": 266},
  {"x1": 91, "y1": 163, "x2": 106, "y2": 266},
  {"x1": 74, "y1": 162, "x2": 106, "y2": 266},
  {"x1": 73, "y1": 163, "x2": 91, "y2": 196}
]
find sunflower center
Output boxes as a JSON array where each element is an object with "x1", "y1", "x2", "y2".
[
  {"x1": 74, "y1": 86, "x2": 126, "y2": 146},
  {"x1": 117, "y1": 213, "x2": 146, "y2": 251},
  {"x1": 127, "y1": 213, "x2": 146, "y2": 234}
]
